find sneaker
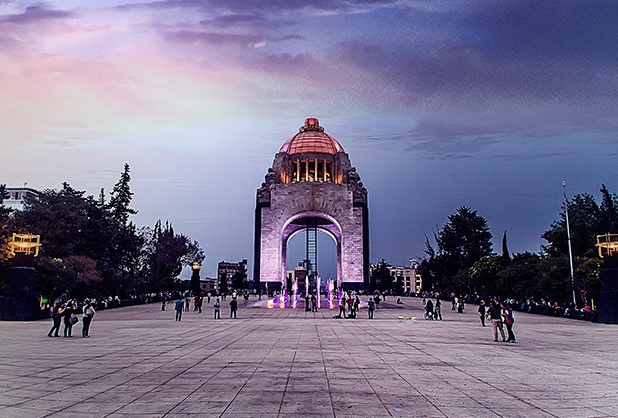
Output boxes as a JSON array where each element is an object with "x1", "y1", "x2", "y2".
[{"x1": 494, "y1": 339, "x2": 498, "y2": 342}]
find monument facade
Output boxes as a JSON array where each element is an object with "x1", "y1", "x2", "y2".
[{"x1": 254, "y1": 118, "x2": 369, "y2": 291}]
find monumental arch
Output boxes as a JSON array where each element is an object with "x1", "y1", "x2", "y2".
[{"x1": 254, "y1": 118, "x2": 369, "y2": 291}]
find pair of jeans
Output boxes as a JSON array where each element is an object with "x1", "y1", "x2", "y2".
[{"x1": 82, "y1": 316, "x2": 92, "y2": 337}]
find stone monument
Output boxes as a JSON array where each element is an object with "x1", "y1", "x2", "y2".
[{"x1": 254, "y1": 118, "x2": 369, "y2": 291}]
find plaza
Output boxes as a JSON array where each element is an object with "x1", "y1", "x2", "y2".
[{"x1": 0, "y1": 297, "x2": 617, "y2": 418}]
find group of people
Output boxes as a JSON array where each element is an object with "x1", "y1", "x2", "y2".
[
  {"x1": 422, "y1": 297, "x2": 443, "y2": 320},
  {"x1": 478, "y1": 299, "x2": 516, "y2": 343},
  {"x1": 173, "y1": 291, "x2": 239, "y2": 321},
  {"x1": 47, "y1": 298, "x2": 96, "y2": 338}
]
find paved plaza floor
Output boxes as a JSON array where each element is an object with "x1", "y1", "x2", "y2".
[{"x1": 0, "y1": 296, "x2": 617, "y2": 418}]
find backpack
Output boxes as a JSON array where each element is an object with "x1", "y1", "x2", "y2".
[{"x1": 70, "y1": 314, "x2": 79, "y2": 325}]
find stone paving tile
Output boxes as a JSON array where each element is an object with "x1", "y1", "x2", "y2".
[{"x1": 1, "y1": 297, "x2": 618, "y2": 418}]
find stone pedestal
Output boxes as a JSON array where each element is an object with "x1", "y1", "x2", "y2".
[
  {"x1": 191, "y1": 269, "x2": 201, "y2": 296},
  {"x1": 598, "y1": 254, "x2": 618, "y2": 324},
  {"x1": 0, "y1": 254, "x2": 47, "y2": 321}
]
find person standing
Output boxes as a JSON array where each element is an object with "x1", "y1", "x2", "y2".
[
  {"x1": 311, "y1": 294, "x2": 318, "y2": 312},
  {"x1": 502, "y1": 302, "x2": 516, "y2": 343},
  {"x1": 47, "y1": 302, "x2": 61, "y2": 337},
  {"x1": 229, "y1": 298, "x2": 237, "y2": 318},
  {"x1": 338, "y1": 295, "x2": 347, "y2": 318},
  {"x1": 214, "y1": 298, "x2": 221, "y2": 319},
  {"x1": 488, "y1": 300, "x2": 506, "y2": 342},
  {"x1": 61, "y1": 301, "x2": 76, "y2": 337},
  {"x1": 195, "y1": 297, "x2": 203, "y2": 313},
  {"x1": 435, "y1": 298, "x2": 442, "y2": 320},
  {"x1": 478, "y1": 300, "x2": 487, "y2": 326},
  {"x1": 82, "y1": 300, "x2": 96, "y2": 337},
  {"x1": 207, "y1": 292, "x2": 211, "y2": 304},
  {"x1": 354, "y1": 296, "x2": 360, "y2": 316},
  {"x1": 374, "y1": 293, "x2": 381, "y2": 311},
  {"x1": 367, "y1": 298, "x2": 375, "y2": 319},
  {"x1": 175, "y1": 297, "x2": 183, "y2": 321},
  {"x1": 184, "y1": 295, "x2": 190, "y2": 311}
]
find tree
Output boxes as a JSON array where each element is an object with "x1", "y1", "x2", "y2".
[
  {"x1": 108, "y1": 163, "x2": 137, "y2": 226},
  {"x1": 599, "y1": 184, "x2": 618, "y2": 234},
  {"x1": 424, "y1": 206, "x2": 493, "y2": 293},
  {"x1": 142, "y1": 221, "x2": 204, "y2": 293},
  {"x1": 542, "y1": 193, "x2": 600, "y2": 259},
  {"x1": 370, "y1": 259, "x2": 393, "y2": 293},
  {"x1": 501, "y1": 230, "x2": 511, "y2": 266},
  {"x1": 231, "y1": 263, "x2": 248, "y2": 290}
]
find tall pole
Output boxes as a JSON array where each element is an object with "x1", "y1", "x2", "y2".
[{"x1": 563, "y1": 181, "x2": 576, "y2": 306}]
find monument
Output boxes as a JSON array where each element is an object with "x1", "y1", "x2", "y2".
[{"x1": 254, "y1": 118, "x2": 369, "y2": 292}]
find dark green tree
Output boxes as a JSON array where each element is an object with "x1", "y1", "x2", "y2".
[
  {"x1": 501, "y1": 230, "x2": 511, "y2": 266},
  {"x1": 231, "y1": 263, "x2": 248, "y2": 290},
  {"x1": 599, "y1": 184, "x2": 618, "y2": 234},
  {"x1": 370, "y1": 259, "x2": 393, "y2": 293}
]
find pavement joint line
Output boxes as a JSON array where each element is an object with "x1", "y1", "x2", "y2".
[
  {"x1": 365, "y1": 313, "x2": 560, "y2": 418},
  {"x1": 316, "y1": 322, "x2": 336, "y2": 418},
  {"x1": 328, "y1": 322, "x2": 397, "y2": 418},
  {"x1": 276, "y1": 333, "x2": 299, "y2": 418},
  {"x1": 344, "y1": 325, "x2": 447, "y2": 417}
]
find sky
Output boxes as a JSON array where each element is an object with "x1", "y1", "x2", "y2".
[{"x1": 2, "y1": 0, "x2": 618, "y2": 280}]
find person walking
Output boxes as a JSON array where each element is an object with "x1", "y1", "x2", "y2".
[
  {"x1": 488, "y1": 300, "x2": 506, "y2": 342},
  {"x1": 354, "y1": 296, "x2": 360, "y2": 316},
  {"x1": 175, "y1": 297, "x2": 183, "y2": 321},
  {"x1": 435, "y1": 298, "x2": 442, "y2": 320},
  {"x1": 195, "y1": 297, "x2": 203, "y2": 313},
  {"x1": 478, "y1": 300, "x2": 487, "y2": 326},
  {"x1": 82, "y1": 299, "x2": 95, "y2": 337},
  {"x1": 47, "y1": 302, "x2": 61, "y2": 337},
  {"x1": 502, "y1": 302, "x2": 516, "y2": 343},
  {"x1": 230, "y1": 298, "x2": 238, "y2": 318},
  {"x1": 367, "y1": 298, "x2": 375, "y2": 319},
  {"x1": 214, "y1": 298, "x2": 221, "y2": 319},
  {"x1": 184, "y1": 295, "x2": 190, "y2": 311}
]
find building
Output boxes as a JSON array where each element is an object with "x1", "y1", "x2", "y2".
[
  {"x1": 388, "y1": 259, "x2": 422, "y2": 295},
  {"x1": 3, "y1": 187, "x2": 39, "y2": 211},
  {"x1": 217, "y1": 259, "x2": 248, "y2": 293},
  {"x1": 254, "y1": 118, "x2": 369, "y2": 291}
]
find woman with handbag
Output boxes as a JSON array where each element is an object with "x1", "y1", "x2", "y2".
[{"x1": 502, "y1": 302, "x2": 516, "y2": 343}]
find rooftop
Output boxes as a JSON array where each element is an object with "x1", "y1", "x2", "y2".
[{"x1": 279, "y1": 118, "x2": 345, "y2": 155}]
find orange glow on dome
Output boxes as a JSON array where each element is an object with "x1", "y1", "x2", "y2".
[{"x1": 279, "y1": 118, "x2": 345, "y2": 155}]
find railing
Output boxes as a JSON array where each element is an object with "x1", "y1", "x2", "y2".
[{"x1": 596, "y1": 233, "x2": 618, "y2": 257}]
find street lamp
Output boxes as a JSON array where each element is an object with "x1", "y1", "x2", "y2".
[
  {"x1": 563, "y1": 181, "x2": 576, "y2": 306},
  {"x1": 8, "y1": 233, "x2": 41, "y2": 257}
]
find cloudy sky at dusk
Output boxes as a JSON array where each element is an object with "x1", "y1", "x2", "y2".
[{"x1": 2, "y1": 0, "x2": 618, "y2": 279}]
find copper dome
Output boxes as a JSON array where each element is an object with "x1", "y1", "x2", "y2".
[{"x1": 279, "y1": 118, "x2": 345, "y2": 155}]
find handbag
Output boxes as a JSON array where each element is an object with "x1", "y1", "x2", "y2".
[
  {"x1": 70, "y1": 313, "x2": 79, "y2": 325},
  {"x1": 504, "y1": 315, "x2": 513, "y2": 326}
]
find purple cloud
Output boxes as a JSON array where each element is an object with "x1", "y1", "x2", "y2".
[{"x1": 0, "y1": 4, "x2": 74, "y2": 25}]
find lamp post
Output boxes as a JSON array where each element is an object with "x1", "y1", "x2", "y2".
[
  {"x1": 563, "y1": 181, "x2": 576, "y2": 306},
  {"x1": 191, "y1": 261, "x2": 202, "y2": 296}
]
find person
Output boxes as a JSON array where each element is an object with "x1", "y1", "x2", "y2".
[
  {"x1": 451, "y1": 294, "x2": 457, "y2": 311},
  {"x1": 305, "y1": 294, "x2": 311, "y2": 312},
  {"x1": 207, "y1": 292, "x2": 211, "y2": 303},
  {"x1": 488, "y1": 300, "x2": 506, "y2": 342},
  {"x1": 435, "y1": 298, "x2": 442, "y2": 320},
  {"x1": 367, "y1": 298, "x2": 375, "y2": 319},
  {"x1": 347, "y1": 293, "x2": 355, "y2": 318},
  {"x1": 161, "y1": 295, "x2": 166, "y2": 311},
  {"x1": 354, "y1": 296, "x2": 360, "y2": 314},
  {"x1": 338, "y1": 296, "x2": 347, "y2": 318},
  {"x1": 311, "y1": 294, "x2": 318, "y2": 312},
  {"x1": 175, "y1": 297, "x2": 183, "y2": 321},
  {"x1": 82, "y1": 299, "x2": 95, "y2": 337},
  {"x1": 61, "y1": 301, "x2": 76, "y2": 337},
  {"x1": 458, "y1": 297, "x2": 465, "y2": 313},
  {"x1": 397, "y1": 297, "x2": 404, "y2": 304},
  {"x1": 47, "y1": 302, "x2": 61, "y2": 337},
  {"x1": 425, "y1": 298, "x2": 434, "y2": 320},
  {"x1": 478, "y1": 300, "x2": 487, "y2": 326},
  {"x1": 214, "y1": 298, "x2": 221, "y2": 319},
  {"x1": 374, "y1": 293, "x2": 381, "y2": 311},
  {"x1": 230, "y1": 298, "x2": 238, "y2": 318},
  {"x1": 502, "y1": 302, "x2": 516, "y2": 343},
  {"x1": 195, "y1": 297, "x2": 203, "y2": 313},
  {"x1": 185, "y1": 295, "x2": 191, "y2": 311}
]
